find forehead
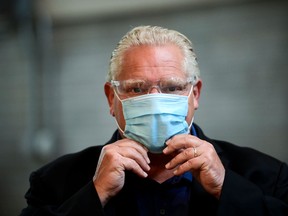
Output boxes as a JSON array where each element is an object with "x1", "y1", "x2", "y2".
[{"x1": 117, "y1": 44, "x2": 186, "y2": 81}]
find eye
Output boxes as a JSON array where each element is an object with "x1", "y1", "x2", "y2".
[
  {"x1": 166, "y1": 86, "x2": 178, "y2": 92},
  {"x1": 160, "y1": 78, "x2": 189, "y2": 94},
  {"x1": 131, "y1": 87, "x2": 142, "y2": 93},
  {"x1": 122, "y1": 80, "x2": 146, "y2": 95},
  {"x1": 167, "y1": 85, "x2": 184, "y2": 92}
]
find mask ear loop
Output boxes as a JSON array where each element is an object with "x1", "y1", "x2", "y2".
[
  {"x1": 112, "y1": 89, "x2": 126, "y2": 135},
  {"x1": 114, "y1": 117, "x2": 125, "y2": 135},
  {"x1": 187, "y1": 85, "x2": 194, "y2": 133},
  {"x1": 187, "y1": 83, "x2": 194, "y2": 98},
  {"x1": 187, "y1": 117, "x2": 194, "y2": 134},
  {"x1": 113, "y1": 88, "x2": 122, "y2": 102}
]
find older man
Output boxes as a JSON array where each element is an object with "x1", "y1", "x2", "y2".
[{"x1": 21, "y1": 26, "x2": 288, "y2": 216}]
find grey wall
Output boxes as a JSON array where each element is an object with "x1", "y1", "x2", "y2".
[{"x1": 0, "y1": 1, "x2": 287, "y2": 215}]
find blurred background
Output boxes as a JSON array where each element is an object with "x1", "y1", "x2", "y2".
[{"x1": 0, "y1": 0, "x2": 287, "y2": 215}]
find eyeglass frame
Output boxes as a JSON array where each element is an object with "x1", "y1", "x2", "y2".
[{"x1": 110, "y1": 76, "x2": 197, "y2": 98}]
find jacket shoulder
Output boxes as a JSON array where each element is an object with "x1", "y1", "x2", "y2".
[
  {"x1": 31, "y1": 145, "x2": 103, "y2": 190},
  {"x1": 215, "y1": 139, "x2": 283, "y2": 170}
]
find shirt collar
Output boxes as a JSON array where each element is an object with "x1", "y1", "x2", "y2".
[{"x1": 191, "y1": 123, "x2": 197, "y2": 137}]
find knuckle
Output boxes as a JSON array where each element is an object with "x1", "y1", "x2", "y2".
[
  {"x1": 102, "y1": 144, "x2": 115, "y2": 152},
  {"x1": 183, "y1": 149, "x2": 192, "y2": 158},
  {"x1": 204, "y1": 142, "x2": 215, "y2": 154},
  {"x1": 187, "y1": 159, "x2": 194, "y2": 167},
  {"x1": 102, "y1": 145, "x2": 119, "y2": 160},
  {"x1": 183, "y1": 136, "x2": 192, "y2": 147},
  {"x1": 208, "y1": 143, "x2": 215, "y2": 155}
]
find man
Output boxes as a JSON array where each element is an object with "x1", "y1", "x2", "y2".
[{"x1": 20, "y1": 25, "x2": 288, "y2": 215}]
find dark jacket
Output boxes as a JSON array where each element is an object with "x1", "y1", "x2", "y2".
[{"x1": 20, "y1": 124, "x2": 288, "y2": 215}]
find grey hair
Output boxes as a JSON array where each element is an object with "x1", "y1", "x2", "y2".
[{"x1": 107, "y1": 25, "x2": 200, "y2": 83}]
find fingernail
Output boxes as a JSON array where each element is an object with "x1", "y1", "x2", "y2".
[
  {"x1": 165, "y1": 162, "x2": 170, "y2": 169},
  {"x1": 146, "y1": 157, "x2": 150, "y2": 164}
]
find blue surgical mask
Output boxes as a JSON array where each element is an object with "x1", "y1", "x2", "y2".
[{"x1": 114, "y1": 91, "x2": 193, "y2": 153}]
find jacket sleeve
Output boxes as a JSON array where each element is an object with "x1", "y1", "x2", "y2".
[
  {"x1": 20, "y1": 172, "x2": 105, "y2": 216},
  {"x1": 217, "y1": 163, "x2": 288, "y2": 216}
]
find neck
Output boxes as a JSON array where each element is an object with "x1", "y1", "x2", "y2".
[{"x1": 147, "y1": 152, "x2": 177, "y2": 183}]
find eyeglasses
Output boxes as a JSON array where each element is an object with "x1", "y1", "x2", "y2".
[{"x1": 111, "y1": 76, "x2": 196, "y2": 98}]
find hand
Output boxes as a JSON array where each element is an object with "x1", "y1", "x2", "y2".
[
  {"x1": 93, "y1": 139, "x2": 150, "y2": 206},
  {"x1": 163, "y1": 134, "x2": 225, "y2": 199}
]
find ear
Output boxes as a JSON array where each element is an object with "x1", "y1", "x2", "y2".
[
  {"x1": 104, "y1": 82, "x2": 115, "y2": 116},
  {"x1": 192, "y1": 79, "x2": 202, "y2": 110}
]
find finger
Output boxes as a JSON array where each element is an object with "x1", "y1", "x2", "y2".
[
  {"x1": 165, "y1": 146, "x2": 201, "y2": 170},
  {"x1": 163, "y1": 134, "x2": 202, "y2": 154},
  {"x1": 121, "y1": 148, "x2": 151, "y2": 172},
  {"x1": 170, "y1": 143, "x2": 217, "y2": 175},
  {"x1": 121, "y1": 156, "x2": 148, "y2": 178},
  {"x1": 173, "y1": 157, "x2": 203, "y2": 176},
  {"x1": 117, "y1": 139, "x2": 150, "y2": 164},
  {"x1": 104, "y1": 143, "x2": 150, "y2": 172}
]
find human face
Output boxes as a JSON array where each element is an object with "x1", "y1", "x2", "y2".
[{"x1": 104, "y1": 44, "x2": 202, "y2": 135}]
